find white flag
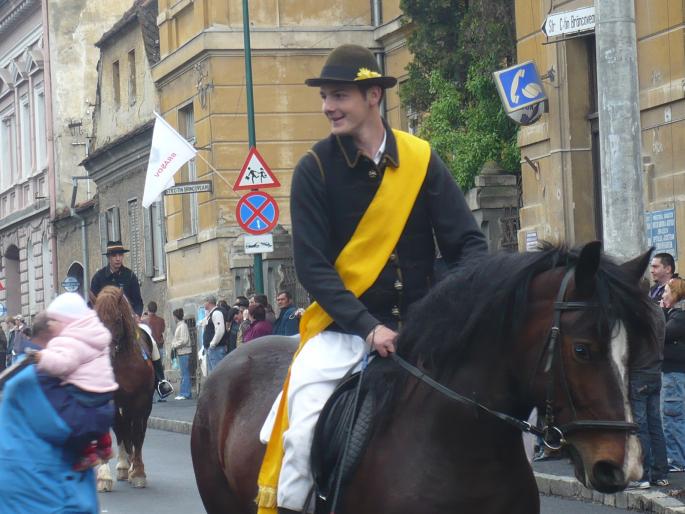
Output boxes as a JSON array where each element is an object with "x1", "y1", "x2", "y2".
[{"x1": 142, "y1": 112, "x2": 197, "y2": 208}]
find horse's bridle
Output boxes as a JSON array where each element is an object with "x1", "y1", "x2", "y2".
[{"x1": 390, "y1": 266, "x2": 638, "y2": 449}]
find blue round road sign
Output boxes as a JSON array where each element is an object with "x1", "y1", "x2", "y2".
[
  {"x1": 0, "y1": 303, "x2": 6, "y2": 317},
  {"x1": 62, "y1": 276, "x2": 80, "y2": 293},
  {"x1": 236, "y1": 191, "x2": 280, "y2": 235}
]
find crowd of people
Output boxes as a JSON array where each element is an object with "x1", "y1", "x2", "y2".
[{"x1": 199, "y1": 291, "x2": 303, "y2": 377}]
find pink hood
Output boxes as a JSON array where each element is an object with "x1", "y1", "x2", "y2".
[{"x1": 37, "y1": 311, "x2": 118, "y2": 393}]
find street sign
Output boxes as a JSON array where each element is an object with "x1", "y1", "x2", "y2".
[
  {"x1": 646, "y1": 208, "x2": 678, "y2": 256},
  {"x1": 244, "y1": 234, "x2": 274, "y2": 254},
  {"x1": 61, "y1": 276, "x2": 80, "y2": 293},
  {"x1": 236, "y1": 191, "x2": 280, "y2": 235},
  {"x1": 233, "y1": 147, "x2": 281, "y2": 191},
  {"x1": 493, "y1": 61, "x2": 547, "y2": 113},
  {"x1": 542, "y1": 6, "x2": 595, "y2": 38},
  {"x1": 0, "y1": 303, "x2": 6, "y2": 317},
  {"x1": 164, "y1": 180, "x2": 212, "y2": 195}
]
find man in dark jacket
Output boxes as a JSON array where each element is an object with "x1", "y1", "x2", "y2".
[
  {"x1": 259, "y1": 44, "x2": 488, "y2": 514},
  {"x1": 650, "y1": 252, "x2": 676, "y2": 303},
  {"x1": 272, "y1": 291, "x2": 300, "y2": 336},
  {"x1": 0, "y1": 322, "x2": 7, "y2": 372},
  {"x1": 90, "y1": 241, "x2": 144, "y2": 317}
]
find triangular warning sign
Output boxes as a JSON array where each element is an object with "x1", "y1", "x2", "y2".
[{"x1": 233, "y1": 147, "x2": 281, "y2": 191}]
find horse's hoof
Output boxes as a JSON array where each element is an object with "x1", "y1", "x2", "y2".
[
  {"x1": 130, "y1": 476, "x2": 147, "y2": 488},
  {"x1": 97, "y1": 479, "x2": 114, "y2": 492},
  {"x1": 116, "y1": 469, "x2": 129, "y2": 481}
]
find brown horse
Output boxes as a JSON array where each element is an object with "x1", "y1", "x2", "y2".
[
  {"x1": 191, "y1": 242, "x2": 658, "y2": 514},
  {"x1": 93, "y1": 286, "x2": 155, "y2": 490}
]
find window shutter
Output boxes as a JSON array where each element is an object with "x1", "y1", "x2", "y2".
[
  {"x1": 99, "y1": 212, "x2": 108, "y2": 267},
  {"x1": 143, "y1": 206, "x2": 154, "y2": 277}
]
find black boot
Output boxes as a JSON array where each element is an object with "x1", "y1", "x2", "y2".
[
  {"x1": 277, "y1": 509, "x2": 301, "y2": 514},
  {"x1": 152, "y1": 359, "x2": 167, "y2": 402}
]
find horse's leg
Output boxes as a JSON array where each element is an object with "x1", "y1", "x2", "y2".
[
  {"x1": 116, "y1": 441, "x2": 130, "y2": 481},
  {"x1": 128, "y1": 416, "x2": 148, "y2": 488},
  {"x1": 96, "y1": 460, "x2": 114, "y2": 492},
  {"x1": 114, "y1": 414, "x2": 130, "y2": 481}
]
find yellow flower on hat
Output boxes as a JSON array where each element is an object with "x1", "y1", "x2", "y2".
[{"x1": 355, "y1": 67, "x2": 382, "y2": 81}]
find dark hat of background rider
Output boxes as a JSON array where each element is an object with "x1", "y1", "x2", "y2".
[{"x1": 103, "y1": 240, "x2": 130, "y2": 256}]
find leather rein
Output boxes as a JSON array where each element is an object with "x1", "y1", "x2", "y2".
[{"x1": 390, "y1": 266, "x2": 638, "y2": 450}]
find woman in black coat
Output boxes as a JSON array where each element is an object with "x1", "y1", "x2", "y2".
[{"x1": 661, "y1": 277, "x2": 685, "y2": 472}]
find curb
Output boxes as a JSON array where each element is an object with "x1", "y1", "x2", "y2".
[
  {"x1": 535, "y1": 473, "x2": 685, "y2": 513},
  {"x1": 146, "y1": 418, "x2": 685, "y2": 513},
  {"x1": 148, "y1": 416, "x2": 192, "y2": 435}
]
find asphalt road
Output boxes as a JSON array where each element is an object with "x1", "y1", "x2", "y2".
[
  {"x1": 97, "y1": 428, "x2": 635, "y2": 514},
  {"x1": 97, "y1": 429, "x2": 204, "y2": 514}
]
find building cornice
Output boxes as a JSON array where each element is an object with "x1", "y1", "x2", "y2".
[
  {"x1": 0, "y1": 203, "x2": 48, "y2": 232},
  {"x1": 0, "y1": 0, "x2": 39, "y2": 38}
]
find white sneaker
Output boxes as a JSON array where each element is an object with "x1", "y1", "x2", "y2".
[
  {"x1": 174, "y1": 395, "x2": 186, "y2": 400},
  {"x1": 628, "y1": 480, "x2": 650, "y2": 489}
]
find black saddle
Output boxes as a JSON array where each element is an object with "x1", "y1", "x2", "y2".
[{"x1": 310, "y1": 361, "x2": 379, "y2": 514}]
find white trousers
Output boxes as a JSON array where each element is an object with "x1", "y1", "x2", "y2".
[{"x1": 260, "y1": 331, "x2": 368, "y2": 511}]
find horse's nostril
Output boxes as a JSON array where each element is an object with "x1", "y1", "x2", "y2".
[{"x1": 592, "y1": 461, "x2": 626, "y2": 493}]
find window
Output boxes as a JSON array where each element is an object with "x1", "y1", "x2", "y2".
[
  {"x1": 128, "y1": 198, "x2": 142, "y2": 277},
  {"x1": 128, "y1": 50, "x2": 136, "y2": 105},
  {"x1": 112, "y1": 60, "x2": 120, "y2": 106},
  {"x1": 19, "y1": 95, "x2": 31, "y2": 178},
  {"x1": 34, "y1": 84, "x2": 46, "y2": 170},
  {"x1": 0, "y1": 112, "x2": 17, "y2": 190},
  {"x1": 1, "y1": 196, "x2": 6, "y2": 217},
  {"x1": 106, "y1": 206, "x2": 121, "y2": 241},
  {"x1": 21, "y1": 183, "x2": 29, "y2": 208},
  {"x1": 178, "y1": 104, "x2": 198, "y2": 236}
]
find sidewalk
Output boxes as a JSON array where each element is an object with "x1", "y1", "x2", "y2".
[{"x1": 149, "y1": 400, "x2": 685, "y2": 512}]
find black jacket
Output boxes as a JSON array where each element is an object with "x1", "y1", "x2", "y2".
[
  {"x1": 290, "y1": 124, "x2": 488, "y2": 339},
  {"x1": 90, "y1": 265, "x2": 144, "y2": 317},
  {"x1": 664, "y1": 307, "x2": 685, "y2": 373}
]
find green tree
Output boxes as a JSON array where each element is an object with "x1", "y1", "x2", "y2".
[{"x1": 400, "y1": 0, "x2": 521, "y2": 189}]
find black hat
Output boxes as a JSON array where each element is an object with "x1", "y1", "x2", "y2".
[
  {"x1": 104, "y1": 240, "x2": 130, "y2": 256},
  {"x1": 305, "y1": 44, "x2": 397, "y2": 89}
]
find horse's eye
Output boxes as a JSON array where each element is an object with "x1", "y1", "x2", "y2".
[{"x1": 574, "y1": 343, "x2": 591, "y2": 361}]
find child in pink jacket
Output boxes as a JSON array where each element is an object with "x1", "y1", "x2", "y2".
[{"x1": 34, "y1": 292, "x2": 118, "y2": 470}]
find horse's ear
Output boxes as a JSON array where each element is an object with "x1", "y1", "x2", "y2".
[
  {"x1": 620, "y1": 246, "x2": 654, "y2": 284},
  {"x1": 575, "y1": 241, "x2": 602, "y2": 296}
]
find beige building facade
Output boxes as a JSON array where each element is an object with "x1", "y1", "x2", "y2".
[
  {"x1": 151, "y1": 0, "x2": 412, "y2": 313},
  {"x1": 515, "y1": 0, "x2": 685, "y2": 262}
]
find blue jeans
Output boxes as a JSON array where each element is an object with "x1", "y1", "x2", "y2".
[
  {"x1": 630, "y1": 373, "x2": 668, "y2": 481},
  {"x1": 207, "y1": 345, "x2": 228, "y2": 373},
  {"x1": 178, "y1": 354, "x2": 191, "y2": 399},
  {"x1": 662, "y1": 372, "x2": 685, "y2": 467}
]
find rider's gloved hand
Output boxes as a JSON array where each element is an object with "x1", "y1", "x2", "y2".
[{"x1": 365, "y1": 324, "x2": 398, "y2": 358}]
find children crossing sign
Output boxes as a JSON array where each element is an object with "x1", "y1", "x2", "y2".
[{"x1": 233, "y1": 147, "x2": 281, "y2": 191}]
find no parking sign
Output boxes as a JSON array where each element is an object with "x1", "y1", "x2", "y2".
[{"x1": 235, "y1": 191, "x2": 279, "y2": 235}]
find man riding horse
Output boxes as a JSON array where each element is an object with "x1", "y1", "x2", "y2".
[
  {"x1": 90, "y1": 240, "x2": 171, "y2": 399},
  {"x1": 257, "y1": 44, "x2": 488, "y2": 514}
]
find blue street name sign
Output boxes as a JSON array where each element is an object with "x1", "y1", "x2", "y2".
[
  {"x1": 646, "y1": 208, "x2": 678, "y2": 256},
  {"x1": 62, "y1": 276, "x2": 80, "y2": 293},
  {"x1": 493, "y1": 61, "x2": 547, "y2": 113}
]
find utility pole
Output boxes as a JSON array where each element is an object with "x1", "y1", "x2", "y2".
[
  {"x1": 596, "y1": 0, "x2": 646, "y2": 260},
  {"x1": 242, "y1": 0, "x2": 263, "y2": 294}
]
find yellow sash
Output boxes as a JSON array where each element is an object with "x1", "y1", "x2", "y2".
[{"x1": 256, "y1": 129, "x2": 431, "y2": 512}]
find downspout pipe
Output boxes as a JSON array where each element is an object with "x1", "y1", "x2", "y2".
[
  {"x1": 41, "y1": 0, "x2": 58, "y2": 297},
  {"x1": 372, "y1": 0, "x2": 381, "y2": 26},
  {"x1": 70, "y1": 176, "x2": 90, "y2": 300}
]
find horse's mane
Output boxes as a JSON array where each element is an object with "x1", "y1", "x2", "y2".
[
  {"x1": 365, "y1": 244, "x2": 657, "y2": 416},
  {"x1": 94, "y1": 285, "x2": 139, "y2": 352}
]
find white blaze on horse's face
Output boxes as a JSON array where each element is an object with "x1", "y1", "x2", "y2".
[{"x1": 610, "y1": 322, "x2": 642, "y2": 480}]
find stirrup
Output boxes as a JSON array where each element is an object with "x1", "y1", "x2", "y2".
[{"x1": 157, "y1": 379, "x2": 174, "y2": 399}]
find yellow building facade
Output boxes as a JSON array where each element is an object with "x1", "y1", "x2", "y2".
[
  {"x1": 151, "y1": 0, "x2": 410, "y2": 308},
  {"x1": 515, "y1": 0, "x2": 685, "y2": 261}
]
